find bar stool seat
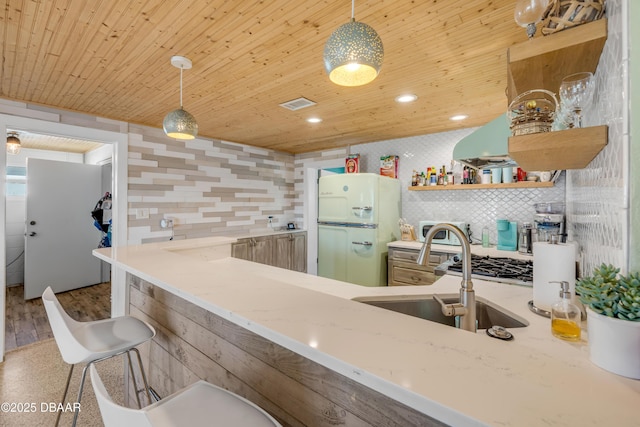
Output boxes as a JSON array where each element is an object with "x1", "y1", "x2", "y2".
[
  {"x1": 42, "y1": 286, "x2": 156, "y2": 426},
  {"x1": 90, "y1": 365, "x2": 282, "y2": 426}
]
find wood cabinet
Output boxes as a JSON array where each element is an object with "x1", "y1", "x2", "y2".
[
  {"x1": 232, "y1": 231, "x2": 307, "y2": 273},
  {"x1": 506, "y1": 19, "x2": 608, "y2": 171},
  {"x1": 388, "y1": 246, "x2": 451, "y2": 287},
  {"x1": 274, "y1": 232, "x2": 307, "y2": 273}
]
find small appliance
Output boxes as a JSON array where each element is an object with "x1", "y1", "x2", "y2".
[
  {"x1": 533, "y1": 202, "x2": 566, "y2": 243},
  {"x1": 496, "y1": 219, "x2": 518, "y2": 251},
  {"x1": 418, "y1": 220, "x2": 469, "y2": 245}
]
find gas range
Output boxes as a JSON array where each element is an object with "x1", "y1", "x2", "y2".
[{"x1": 440, "y1": 254, "x2": 533, "y2": 287}]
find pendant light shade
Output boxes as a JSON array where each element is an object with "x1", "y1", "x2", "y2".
[
  {"x1": 163, "y1": 56, "x2": 198, "y2": 140},
  {"x1": 6, "y1": 132, "x2": 21, "y2": 155},
  {"x1": 323, "y1": 1, "x2": 384, "y2": 87}
]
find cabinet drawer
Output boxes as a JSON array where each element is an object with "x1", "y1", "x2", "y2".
[
  {"x1": 391, "y1": 265, "x2": 436, "y2": 286},
  {"x1": 390, "y1": 248, "x2": 444, "y2": 265}
]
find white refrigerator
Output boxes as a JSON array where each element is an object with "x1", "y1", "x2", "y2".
[{"x1": 317, "y1": 173, "x2": 401, "y2": 286}]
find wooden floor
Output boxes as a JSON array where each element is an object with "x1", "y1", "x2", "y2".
[{"x1": 4, "y1": 282, "x2": 111, "y2": 352}]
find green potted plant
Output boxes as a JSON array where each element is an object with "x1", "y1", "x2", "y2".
[{"x1": 576, "y1": 264, "x2": 640, "y2": 379}]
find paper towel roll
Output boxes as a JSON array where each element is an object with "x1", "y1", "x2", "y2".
[{"x1": 533, "y1": 241, "x2": 576, "y2": 312}]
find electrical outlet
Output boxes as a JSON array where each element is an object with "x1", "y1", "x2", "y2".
[{"x1": 135, "y1": 208, "x2": 149, "y2": 219}]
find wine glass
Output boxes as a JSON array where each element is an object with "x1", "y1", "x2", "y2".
[
  {"x1": 514, "y1": 0, "x2": 550, "y2": 39},
  {"x1": 559, "y1": 72, "x2": 595, "y2": 128}
]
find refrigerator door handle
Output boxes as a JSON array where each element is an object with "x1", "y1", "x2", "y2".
[
  {"x1": 352, "y1": 206, "x2": 372, "y2": 211},
  {"x1": 318, "y1": 221, "x2": 378, "y2": 229},
  {"x1": 352, "y1": 241, "x2": 373, "y2": 246}
]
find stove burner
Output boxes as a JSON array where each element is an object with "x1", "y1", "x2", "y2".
[{"x1": 447, "y1": 254, "x2": 533, "y2": 284}]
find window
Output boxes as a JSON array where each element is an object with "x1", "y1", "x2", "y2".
[{"x1": 7, "y1": 166, "x2": 26, "y2": 197}]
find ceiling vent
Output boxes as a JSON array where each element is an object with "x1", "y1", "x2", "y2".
[{"x1": 279, "y1": 97, "x2": 317, "y2": 111}]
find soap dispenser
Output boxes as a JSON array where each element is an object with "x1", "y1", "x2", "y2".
[{"x1": 550, "y1": 281, "x2": 581, "y2": 341}]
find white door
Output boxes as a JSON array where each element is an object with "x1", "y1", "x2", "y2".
[{"x1": 24, "y1": 159, "x2": 103, "y2": 299}]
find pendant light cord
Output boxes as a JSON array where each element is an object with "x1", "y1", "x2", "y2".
[
  {"x1": 351, "y1": 0, "x2": 355, "y2": 20},
  {"x1": 179, "y1": 66, "x2": 184, "y2": 108}
]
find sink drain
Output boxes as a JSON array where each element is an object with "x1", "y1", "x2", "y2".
[{"x1": 486, "y1": 325, "x2": 514, "y2": 340}]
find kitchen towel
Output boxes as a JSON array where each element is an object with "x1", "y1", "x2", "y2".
[{"x1": 533, "y1": 241, "x2": 577, "y2": 312}]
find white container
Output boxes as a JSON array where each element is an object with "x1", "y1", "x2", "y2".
[
  {"x1": 502, "y1": 167, "x2": 513, "y2": 183},
  {"x1": 481, "y1": 169, "x2": 491, "y2": 184},
  {"x1": 491, "y1": 168, "x2": 502, "y2": 184},
  {"x1": 532, "y1": 241, "x2": 576, "y2": 312},
  {"x1": 587, "y1": 307, "x2": 640, "y2": 379}
]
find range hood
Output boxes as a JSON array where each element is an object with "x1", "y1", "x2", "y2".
[{"x1": 453, "y1": 113, "x2": 516, "y2": 169}]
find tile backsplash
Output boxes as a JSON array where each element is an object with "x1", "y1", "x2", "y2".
[{"x1": 566, "y1": 0, "x2": 629, "y2": 275}]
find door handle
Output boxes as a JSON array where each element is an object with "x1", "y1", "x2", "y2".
[
  {"x1": 352, "y1": 241, "x2": 373, "y2": 246},
  {"x1": 351, "y1": 206, "x2": 372, "y2": 211},
  {"x1": 28, "y1": 232, "x2": 37, "y2": 237}
]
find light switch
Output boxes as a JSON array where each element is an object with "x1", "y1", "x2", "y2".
[{"x1": 135, "y1": 208, "x2": 149, "y2": 219}]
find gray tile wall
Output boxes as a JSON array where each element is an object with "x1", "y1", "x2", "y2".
[
  {"x1": 127, "y1": 125, "x2": 296, "y2": 243},
  {"x1": 567, "y1": 0, "x2": 629, "y2": 275}
]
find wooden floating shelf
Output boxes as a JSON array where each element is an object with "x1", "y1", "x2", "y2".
[
  {"x1": 509, "y1": 125, "x2": 608, "y2": 171},
  {"x1": 408, "y1": 181, "x2": 554, "y2": 191},
  {"x1": 506, "y1": 19, "x2": 608, "y2": 103}
]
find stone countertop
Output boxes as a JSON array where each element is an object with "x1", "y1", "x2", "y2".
[{"x1": 94, "y1": 237, "x2": 638, "y2": 427}]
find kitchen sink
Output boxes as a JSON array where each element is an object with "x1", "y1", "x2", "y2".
[{"x1": 352, "y1": 294, "x2": 529, "y2": 329}]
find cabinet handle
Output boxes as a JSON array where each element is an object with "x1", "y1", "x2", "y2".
[
  {"x1": 250, "y1": 238, "x2": 257, "y2": 246},
  {"x1": 352, "y1": 206, "x2": 372, "y2": 211},
  {"x1": 352, "y1": 241, "x2": 373, "y2": 246}
]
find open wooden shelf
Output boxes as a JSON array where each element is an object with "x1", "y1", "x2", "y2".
[
  {"x1": 505, "y1": 19, "x2": 609, "y2": 171},
  {"x1": 408, "y1": 181, "x2": 554, "y2": 191},
  {"x1": 507, "y1": 19, "x2": 607, "y2": 103},
  {"x1": 509, "y1": 125, "x2": 608, "y2": 171}
]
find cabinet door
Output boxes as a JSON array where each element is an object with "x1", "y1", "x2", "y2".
[
  {"x1": 274, "y1": 234, "x2": 292, "y2": 270},
  {"x1": 250, "y1": 236, "x2": 274, "y2": 265},
  {"x1": 231, "y1": 240, "x2": 251, "y2": 261},
  {"x1": 291, "y1": 233, "x2": 307, "y2": 272}
]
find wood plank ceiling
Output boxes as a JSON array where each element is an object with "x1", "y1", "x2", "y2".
[{"x1": 0, "y1": 0, "x2": 530, "y2": 154}]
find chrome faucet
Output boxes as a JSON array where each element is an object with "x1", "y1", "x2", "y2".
[{"x1": 417, "y1": 223, "x2": 477, "y2": 332}]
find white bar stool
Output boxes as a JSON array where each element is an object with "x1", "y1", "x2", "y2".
[
  {"x1": 90, "y1": 365, "x2": 282, "y2": 426},
  {"x1": 42, "y1": 286, "x2": 156, "y2": 426}
]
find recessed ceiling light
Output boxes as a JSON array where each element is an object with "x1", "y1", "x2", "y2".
[
  {"x1": 450, "y1": 114, "x2": 468, "y2": 121},
  {"x1": 307, "y1": 117, "x2": 323, "y2": 123},
  {"x1": 395, "y1": 94, "x2": 418, "y2": 103}
]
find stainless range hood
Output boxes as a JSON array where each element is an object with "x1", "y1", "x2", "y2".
[{"x1": 453, "y1": 113, "x2": 516, "y2": 169}]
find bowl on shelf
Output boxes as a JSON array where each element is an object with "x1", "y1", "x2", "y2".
[{"x1": 527, "y1": 176, "x2": 539, "y2": 182}]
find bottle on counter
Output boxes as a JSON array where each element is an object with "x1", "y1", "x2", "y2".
[
  {"x1": 551, "y1": 281, "x2": 581, "y2": 341},
  {"x1": 482, "y1": 227, "x2": 490, "y2": 248}
]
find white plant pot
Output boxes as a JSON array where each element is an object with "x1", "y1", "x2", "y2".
[{"x1": 587, "y1": 307, "x2": 640, "y2": 379}]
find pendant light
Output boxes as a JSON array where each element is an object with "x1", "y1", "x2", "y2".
[
  {"x1": 6, "y1": 132, "x2": 21, "y2": 155},
  {"x1": 163, "y1": 56, "x2": 198, "y2": 140},
  {"x1": 323, "y1": 0, "x2": 384, "y2": 87}
]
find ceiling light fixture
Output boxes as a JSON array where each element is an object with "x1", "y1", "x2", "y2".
[
  {"x1": 6, "y1": 132, "x2": 21, "y2": 155},
  {"x1": 450, "y1": 114, "x2": 469, "y2": 121},
  {"x1": 323, "y1": 0, "x2": 384, "y2": 87},
  {"x1": 163, "y1": 56, "x2": 198, "y2": 140},
  {"x1": 307, "y1": 117, "x2": 323, "y2": 123},
  {"x1": 395, "y1": 94, "x2": 418, "y2": 103}
]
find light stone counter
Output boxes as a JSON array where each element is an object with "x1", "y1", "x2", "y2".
[{"x1": 95, "y1": 237, "x2": 638, "y2": 427}]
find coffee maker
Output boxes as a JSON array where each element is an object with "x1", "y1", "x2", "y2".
[
  {"x1": 497, "y1": 219, "x2": 518, "y2": 251},
  {"x1": 533, "y1": 202, "x2": 566, "y2": 243}
]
